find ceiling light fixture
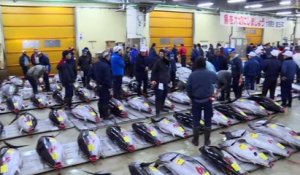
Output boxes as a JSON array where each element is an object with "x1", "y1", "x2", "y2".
[
  {"x1": 228, "y1": 0, "x2": 246, "y2": 3},
  {"x1": 279, "y1": 0, "x2": 292, "y2": 5},
  {"x1": 245, "y1": 4, "x2": 263, "y2": 9},
  {"x1": 276, "y1": 11, "x2": 292, "y2": 15},
  {"x1": 296, "y1": 14, "x2": 300, "y2": 17},
  {"x1": 197, "y1": 2, "x2": 214, "y2": 8}
]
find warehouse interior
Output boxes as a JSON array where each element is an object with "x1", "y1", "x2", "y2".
[{"x1": 0, "y1": 0, "x2": 300, "y2": 175}]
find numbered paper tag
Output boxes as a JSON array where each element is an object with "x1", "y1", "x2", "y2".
[
  {"x1": 26, "y1": 121, "x2": 33, "y2": 126},
  {"x1": 203, "y1": 172, "x2": 210, "y2": 175},
  {"x1": 0, "y1": 164, "x2": 8, "y2": 173},
  {"x1": 119, "y1": 106, "x2": 124, "y2": 110},
  {"x1": 88, "y1": 144, "x2": 95, "y2": 151},
  {"x1": 176, "y1": 158, "x2": 185, "y2": 165},
  {"x1": 200, "y1": 120, "x2": 205, "y2": 125},
  {"x1": 231, "y1": 163, "x2": 241, "y2": 171},
  {"x1": 57, "y1": 117, "x2": 64, "y2": 122},
  {"x1": 239, "y1": 143, "x2": 248, "y2": 150},
  {"x1": 296, "y1": 136, "x2": 300, "y2": 140},
  {"x1": 52, "y1": 152, "x2": 59, "y2": 160},
  {"x1": 259, "y1": 153, "x2": 268, "y2": 160},
  {"x1": 251, "y1": 133, "x2": 259, "y2": 139},
  {"x1": 149, "y1": 166, "x2": 159, "y2": 172},
  {"x1": 163, "y1": 119, "x2": 170, "y2": 124},
  {"x1": 150, "y1": 130, "x2": 157, "y2": 137},
  {"x1": 158, "y1": 83, "x2": 164, "y2": 90},
  {"x1": 269, "y1": 124, "x2": 277, "y2": 129},
  {"x1": 7, "y1": 149, "x2": 15, "y2": 154},
  {"x1": 277, "y1": 143, "x2": 285, "y2": 149},
  {"x1": 38, "y1": 98, "x2": 43, "y2": 102},
  {"x1": 13, "y1": 102, "x2": 18, "y2": 106},
  {"x1": 124, "y1": 136, "x2": 131, "y2": 143},
  {"x1": 90, "y1": 112, "x2": 96, "y2": 116},
  {"x1": 240, "y1": 111, "x2": 246, "y2": 116},
  {"x1": 178, "y1": 127, "x2": 185, "y2": 132}
]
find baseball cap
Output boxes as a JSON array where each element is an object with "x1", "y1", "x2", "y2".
[
  {"x1": 228, "y1": 48, "x2": 236, "y2": 54},
  {"x1": 140, "y1": 46, "x2": 148, "y2": 52},
  {"x1": 271, "y1": 50, "x2": 280, "y2": 57},
  {"x1": 248, "y1": 51, "x2": 257, "y2": 57},
  {"x1": 255, "y1": 49, "x2": 263, "y2": 55},
  {"x1": 283, "y1": 50, "x2": 293, "y2": 57},
  {"x1": 102, "y1": 51, "x2": 110, "y2": 58},
  {"x1": 113, "y1": 46, "x2": 122, "y2": 53}
]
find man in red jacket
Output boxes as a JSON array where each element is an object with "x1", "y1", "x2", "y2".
[{"x1": 180, "y1": 44, "x2": 187, "y2": 67}]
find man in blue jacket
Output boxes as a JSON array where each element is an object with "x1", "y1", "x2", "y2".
[
  {"x1": 229, "y1": 49, "x2": 243, "y2": 99},
  {"x1": 111, "y1": 46, "x2": 125, "y2": 99},
  {"x1": 130, "y1": 44, "x2": 139, "y2": 77},
  {"x1": 135, "y1": 47, "x2": 149, "y2": 97},
  {"x1": 281, "y1": 51, "x2": 297, "y2": 107},
  {"x1": 37, "y1": 52, "x2": 51, "y2": 91},
  {"x1": 187, "y1": 57, "x2": 218, "y2": 146},
  {"x1": 244, "y1": 52, "x2": 260, "y2": 91},
  {"x1": 91, "y1": 51, "x2": 113, "y2": 119},
  {"x1": 57, "y1": 50, "x2": 77, "y2": 109}
]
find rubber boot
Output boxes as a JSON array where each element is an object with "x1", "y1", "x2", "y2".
[
  {"x1": 64, "y1": 98, "x2": 71, "y2": 110},
  {"x1": 287, "y1": 98, "x2": 292, "y2": 108},
  {"x1": 204, "y1": 127, "x2": 211, "y2": 146},
  {"x1": 192, "y1": 127, "x2": 200, "y2": 146},
  {"x1": 281, "y1": 99, "x2": 287, "y2": 107},
  {"x1": 103, "y1": 105, "x2": 113, "y2": 120}
]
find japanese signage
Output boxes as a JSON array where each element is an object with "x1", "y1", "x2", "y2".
[{"x1": 220, "y1": 12, "x2": 287, "y2": 29}]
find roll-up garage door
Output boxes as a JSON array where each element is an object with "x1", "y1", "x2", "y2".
[
  {"x1": 150, "y1": 11, "x2": 193, "y2": 62},
  {"x1": 246, "y1": 28, "x2": 263, "y2": 45},
  {"x1": 2, "y1": 6, "x2": 75, "y2": 75}
]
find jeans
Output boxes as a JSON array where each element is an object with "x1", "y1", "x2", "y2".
[
  {"x1": 181, "y1": 55, "x2": 186, "y2": 67},
  {"x1": 231, "y1": 77, "x2": 242, "y2": 99},
  {"x1": 191, "y1": 100, "x2": 213, "y2": 128},
  {"x1": 262, "y1": 78, "x2": 277, "y2": 100},
  {"x1": 281, "y1": 79, "x2": 293, "y2": 105},
  {"x1": 43, "y1": 73, "x2": 50, "y2": 90},
  {"x1": 245, "y1": 76, "x2": 256, "y2": 90},
  {"x1": 155, "y1": 83, "x2": 168, "y2": 115},
  {"x1": 28, "y1": 76, "x2": 38, "y2": 94},
  {"x1": 113, "y1": 75, "x2": 123, "y2": 99},
  {"x1": 136, "y1": 73, "x2": 148, "y2": 96}
]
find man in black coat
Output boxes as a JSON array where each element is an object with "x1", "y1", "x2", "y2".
[
  {"x1": 19, "y1": 50, "x2": 31, "y2": 76},
  {"x1": 91, "y1": 51, "x2": 113, "y2": 119},
  {"x1": 78, "y1": 49, "x2": 92, "y2": 88},
  {"x1": 135, "y1": 47, "x2": 149, "y2": 97},
  {"x1": 151, "y1": 49, "x2": 170, "y2": 117},
  {"x1": 57, "y1": 50, "x2": 77, "y2": 109}
]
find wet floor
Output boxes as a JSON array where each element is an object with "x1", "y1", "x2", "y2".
[{"x1": 1, "y1": 99, "x2": 300, "y2": 175}]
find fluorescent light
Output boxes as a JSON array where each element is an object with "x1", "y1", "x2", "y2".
[
  {"x1": 245, "y1": 4, "x2": 263, "y2": 9},
  {"x1": 228, "y1": 0, "x2": 246, "y2": 3},
  {"x1": 296, "y1": 14, "x2": 300, "y2": 17},
  {"x1": 197, "y1": 2, "x2": 214, "y2": 8},
  {"x1": 276, "y1": 11, "x2": 292, "y2": 15},
  {"x1": 279, "y1": 0, "x2": 292, "y2": 5}
]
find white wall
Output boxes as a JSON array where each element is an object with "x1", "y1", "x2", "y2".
[
  {"x1": 0, "y1": 6, "x2": 5, "y2": 69},
  {"x1": 263, "y1": 20, "x2": 295, "y2": 44},
  {"x1": 76, "y1": 7, "x2": 126, "y2": 56}
]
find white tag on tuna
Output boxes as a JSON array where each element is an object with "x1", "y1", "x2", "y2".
[{"x1": 158, "y1": 83, "x2": 164, "y2": 90}]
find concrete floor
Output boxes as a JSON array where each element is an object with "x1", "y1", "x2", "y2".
[{"x1": 1, "y1": 100, "x2": 300, "y2": 175}]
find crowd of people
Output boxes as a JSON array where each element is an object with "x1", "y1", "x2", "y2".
[{"x1": 18, "y1": 42, "x2": 300, "y2": 147}]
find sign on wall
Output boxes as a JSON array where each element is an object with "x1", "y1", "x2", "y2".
[
  {"x1": 23, "y1": 40, "x2": 40, "y2": 49},
  {"x1": 220, "y1": 12, "x2": 287, "y2": 29},
  {"x1": 127, "y1": 6, "x2": 145, "y2": 39}
]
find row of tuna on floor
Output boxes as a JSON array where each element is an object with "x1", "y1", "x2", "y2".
[{"x1": 0, "y1": 95, "x2": 288, "y2": 174}]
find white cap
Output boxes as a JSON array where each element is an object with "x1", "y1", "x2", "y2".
[
  {"x1": 255, "y1": 49, "x2": 262, "y2": 55},
  {"x1": 283, "y1": 50, "x2": 293, "y2": 57},
  {"x1": 102, "y1": 51, "x2": 110, "y2": 58},
  {"x1": 257, "y1": 45, "x2": 264, "y2": 50},
  {"x1": 248, "y1": 51, "x2": 257, "y2": 57},
  {"x1": 284, "y1": 46, "x2": 290, "y2": 51},
  {"x1": 113, "y1": 46, "x2": 122, "y2": 53},
  {"x1": 140, "y1": 46, "x2": 148, "y2": 52},
  {"x1": 271, "y1": 50, "x2": 280, "y2": 57}
]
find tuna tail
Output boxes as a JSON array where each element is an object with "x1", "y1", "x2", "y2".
[
  {"x1": 8, "y1": 114, "x2": 19, "y2": 125},
  {"x1": 3, "y1": 141, "x2": 28, "y2": 149},
  {"x1": 81, "y1": 170, "x2": 112, "y2": 175},
  {"x1": 220, "y1": 130, "x2": 246, "y2": 140}
]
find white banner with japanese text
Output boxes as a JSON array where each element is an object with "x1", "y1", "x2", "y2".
[{"x1": 220, "y1": 12, "x2": 288, "y2": 29}]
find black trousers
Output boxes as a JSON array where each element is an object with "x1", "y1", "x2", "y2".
[
  {"x1": 262, "y1": 78, "x2": 277, "y2": 100},
  {"x1": 231, "y1": 77, "x2": 242, "y2": 99},
  {"x1": 43, "y1": 73, "x2": 50, "y2": 90},
  {"x1": 28, "y1": 76, "x2": 38, "y2": 94},
  {"x1": 136, "y1": 74, "x2": 148, "y2": 96},
  {"x1": 219, "y1": 83, "x2": 231, "y2": 101},
  {"x1": 113, "y1": 75, "x2": 123, "y2": 99},
  {"x1": 98, "y1": 86, "x2": 111, "y2": 118},
  {"x1": 281, "y1": 79, "x2": 293, "y2": 105},
  {"x1": 64, "y1": 83, "x2": 74, "y2": 107},
  {"x1": 155, "y1": 83, "x2": 168, "y2": 116},
  {"x1": 82, "y1": 69, "x2": 91, "y2": 87},
  {"x1": 170, "y1": 71, "x2": 176, "y2": 89},
  {"x1": 181, "y1": 55, "x2": 186, "y2": 67},
  {"x1": 21, "y1": 66, "x2": 29, "y2": 77}
]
